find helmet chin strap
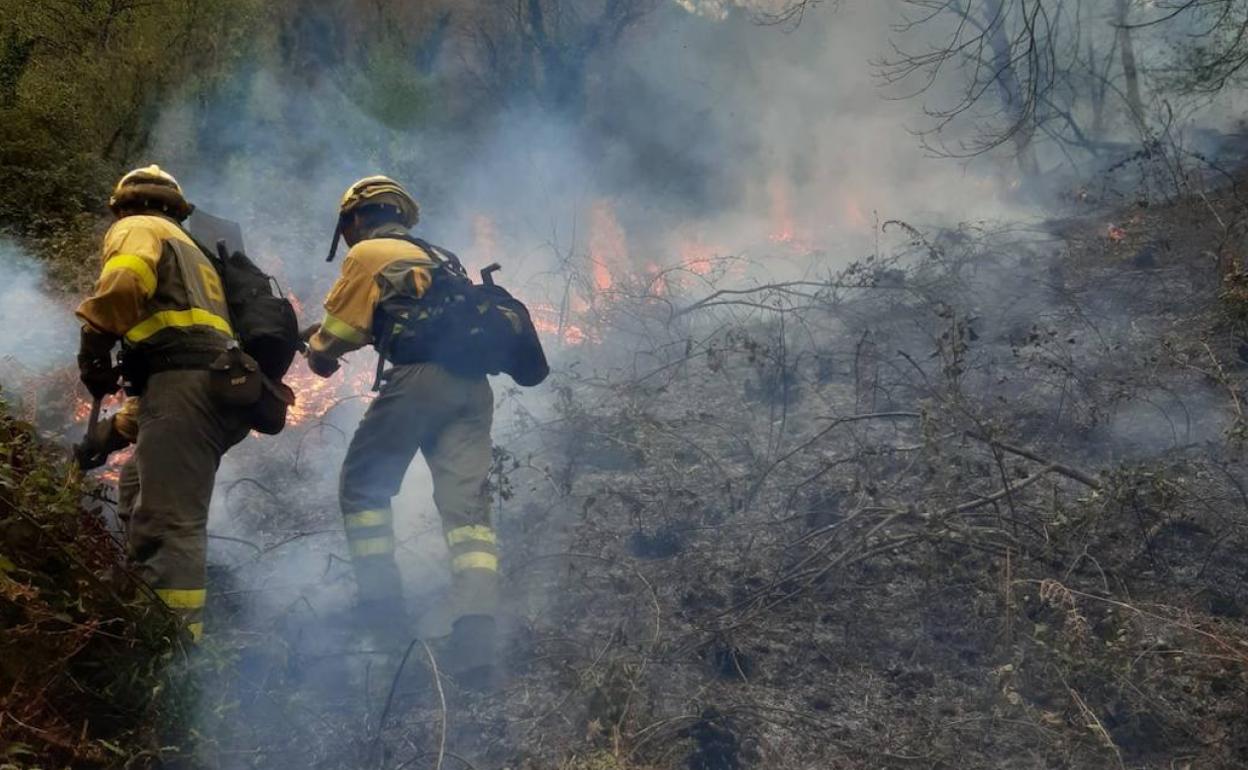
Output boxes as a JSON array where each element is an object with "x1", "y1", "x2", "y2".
[{"x1": 326, "y1": 218, "x2": 344, "y2": 262}]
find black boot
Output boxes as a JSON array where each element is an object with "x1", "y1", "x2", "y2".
[
  {"x1": 352, "y1": 597, "x2": 414, "y2": 651},
  {"x1": 444, "y1": 614, "x2": 497, "y2": 692}
]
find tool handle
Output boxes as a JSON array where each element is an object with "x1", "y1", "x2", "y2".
[
  {"x1": 75, "y1": 397, "x2": 105, "y2": 472},
  {"x1": 87, "y1": 397, "x2": 103, "y2": 432}
]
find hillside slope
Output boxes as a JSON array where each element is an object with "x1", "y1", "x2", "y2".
[
  {"x1": 5, "y1": 175, "x2": 1248, "y2": 769},
  {"x1": 182, "y1": 176, "x2": 1248, "y2": 768}
]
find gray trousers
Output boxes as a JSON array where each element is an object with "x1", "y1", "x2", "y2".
[
  {"x1": 127, "y1": 370, "x2": 249, "y2": 639},
  {"x1": 339, "y1": 363, "x2": 498, "y2": 620}
]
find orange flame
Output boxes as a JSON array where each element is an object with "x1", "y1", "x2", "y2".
[
  {"x1": 98, "y1": 445, "x2": 133, "y2": 485},
  {"x1": 644, "y1": 262, "x2": 668, "y2": 296},
  {"x1": 283, "y1": 362, "x2": 376, "y2": 426},
  {"x1": 677, "y1": 234, "x2": 717, "y2": 276},
  {"x1": 530, "y1": 303, "x2": 593, "y2": 346},
  {"x1": 589, "y1": 199, "x2": 628, "y2": 292}
]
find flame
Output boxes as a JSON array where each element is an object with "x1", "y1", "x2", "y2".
[
  {"x1": 97, "y1": 445, "x2": 133, "y2": 485},
  {"x1": 569, "y1": 292, "x2": 590, "y2": 314},
  {"x1": 530, "y1": 303, "x2": 592, "y2": 346},
  {"x1": 284, "y1": 360, "x2": 376, "y2": 426},
  {"x1": 644, "y1": 262, "x2": 669, "y2": 296},
  {"x1": 677, "y1": 234, "x2": 717, "y2": 276},
  {"x1": 592, "y1": 259, "x2": 613, "y2": 292},
  {"x1": 589, "y1": 199, "x2": 628, "y2": 292}
]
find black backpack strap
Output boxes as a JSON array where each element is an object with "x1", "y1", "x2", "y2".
[
  {"x1": 372, "y1": 331, "x2": 389, "y2": 393},
  {"x1": 378, "y1": 234, "x2": 469, "y2": 279}
]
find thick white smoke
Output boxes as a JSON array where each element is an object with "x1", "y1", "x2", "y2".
[
  {"x1": 63, "y1": 4, "x2": 1246, "y2": 764},
  {"x1": 0, "y1": 239, "x2": 77, "y2": 392},
  {"x1": 135, "y1": 0, "x2": 1057, "y2": 642}
]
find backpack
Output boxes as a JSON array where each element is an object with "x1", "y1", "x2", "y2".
[
  {"x1": 373, "y1": 236, "x2": 549, "y2": 388},
  {"x1": 212, "y1": 241, "x2": 301, "y2": 434}
]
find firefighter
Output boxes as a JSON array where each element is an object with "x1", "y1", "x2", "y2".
[
  {"x1": 75, "y1": 165, "x2": 253, "y2": 642},
  {"x1": 306, "y1": 176, "x2": 498, "y2": 686}
]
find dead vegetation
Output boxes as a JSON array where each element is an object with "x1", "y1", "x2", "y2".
[
  {"x1": 464, "y1": 172, "x2": 1248, "y2": 769},
  {"x1": 0, "y1": 399, "x2": 189, "y2": 767},
  {"x1": 7, "y1": 166, "x2": 1248, "y2": 769}
]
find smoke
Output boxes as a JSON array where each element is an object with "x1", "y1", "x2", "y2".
[
  {"x1": 0, "y1": 239, "x2": 76, "y2": 380},
  {"x1": 101, "y1": 3, "x2": 1248, "y2": 761},
  {"x1": 136, "y1": 0, "x2": 1201, "y2": 646},
  {"x1": 150, "y1": 4, "x2": 1037, "y2": 297}
]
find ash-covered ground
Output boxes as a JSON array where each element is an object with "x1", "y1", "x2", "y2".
[{"x1": 123, "y1": 169, "x2": 1248, "y2": 770}]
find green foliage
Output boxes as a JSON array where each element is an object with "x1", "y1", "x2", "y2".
[
  {"x1": 0, "y1": 0, "x2": 260, "y2": 257},
  {"x1": 345, "y1": 40, "x2": 437, "y2": 132},
  {"x1": 0, "y1": 393, "x2": 187, "y2": 768}
]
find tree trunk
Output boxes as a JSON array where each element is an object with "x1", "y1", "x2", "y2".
[
  {"x1": 1115, "y1": 0, "x2": 1145, "y2": 129},
  {"x1": 983, "y1": 0, "x2": 1040, "y2": 177}
]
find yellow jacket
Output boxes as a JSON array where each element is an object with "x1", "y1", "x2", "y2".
[
  {"x1": 76, "y1": 215, "x2": 201, "y2": 338},
  {"x1": 76, "y1": 213, "x2": 233, "y2": 360},
  {"x1": 78, "y1": 215, "x2": 216, "y2": 444},
  {"x1": 310, "y1": 227, "x2": 436, "y2": 360}
]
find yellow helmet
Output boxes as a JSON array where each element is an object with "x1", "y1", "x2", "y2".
[
  {"x1": 338, "y1": 175, "x2": 420, "y2": 227},
  {"x1": 108, "y1": 164, "x2": 193, "y2": 221},
  {"x1": 327, "y1": 175, "x2": 421, "y2": 262}
]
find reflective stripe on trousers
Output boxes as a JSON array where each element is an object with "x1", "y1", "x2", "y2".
[
  {"x1": 343, "y1": 506, "x2": 402, "y2": 602},
  {"x1": 446, "y1": 524, "x2": 499, "y2": 618},
  {"x1": 344, "y1": 506, "x2": 396, "y2": 559},
  {"x1": 447, "y1": 525, "x2": 499, "y2": 573},
  {"x1": 156, "y1": 587, "x2": 206, "y2": 641},
  {"x1": 128, "y1": 370, "x2": 250, "y2": 645},
  {"x1": 338, "y1": 363, "x2": 497, "y2": 617}
]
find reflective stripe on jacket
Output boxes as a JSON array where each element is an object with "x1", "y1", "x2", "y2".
[{"x1": 76, "y1": 214, "x2": 234, "y2": 358}]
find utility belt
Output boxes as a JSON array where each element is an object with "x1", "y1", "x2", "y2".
[
  {"x1": 119, "y1": 346, "x2": 223, "y2": 394},
  {"x1": 120, "y1": 344, "x2": 258, "y2": 400},
  {"x1": 123, "y1": 344, "x2": 292, "y2": 434},
  {"x1": 121, "y1": 344, "x2": 290, "y2": 434}
]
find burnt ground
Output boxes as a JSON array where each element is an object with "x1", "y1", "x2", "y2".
[{"x1": 43, "y1": 170, "x2": 1248, "y2": 770}]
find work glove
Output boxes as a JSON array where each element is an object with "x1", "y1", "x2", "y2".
[
  {"x1": 77, "y1": 327, "x2": 120, "y2": 399},
  {"x1": 74, "y1": 415, "x2": 133, "y2": 471},
  {"x1": 307, "y1": 349, "x2": 341, "y2": 378},
  {"x1": 79, "y1": 359, "x2": 120, "y2": 399}
]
